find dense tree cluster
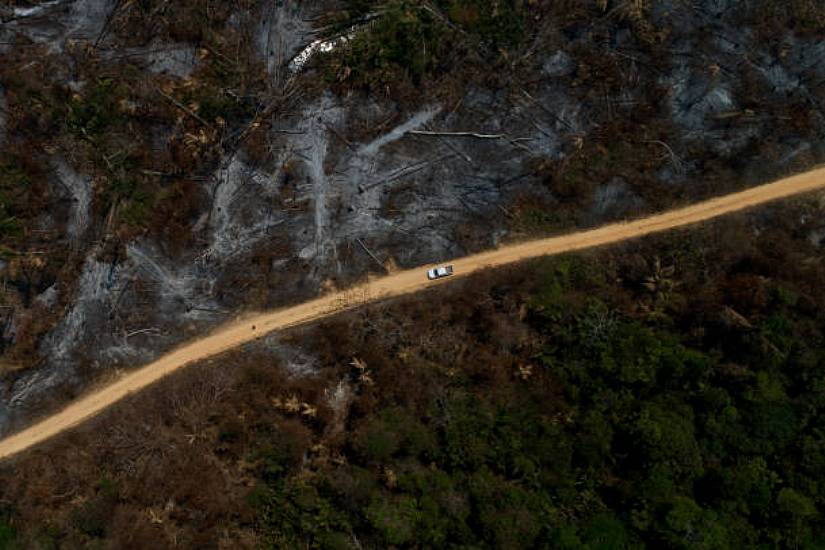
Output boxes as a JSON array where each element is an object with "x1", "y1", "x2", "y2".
[{"x1": 247, "y1": 235, "x2": 825, "y2": 548}]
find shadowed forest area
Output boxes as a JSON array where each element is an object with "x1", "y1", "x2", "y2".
[{"x1": 2, "y1": 197, "x2": 825, "y2": 547}]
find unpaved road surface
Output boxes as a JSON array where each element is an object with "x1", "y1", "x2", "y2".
[{"x1": 2, "y1": 166, "x2": 825, "y2": 460}]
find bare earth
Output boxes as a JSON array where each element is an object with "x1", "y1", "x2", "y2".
[{"x1": 2, "y1": 166, "x2": 825, "y2": 460}]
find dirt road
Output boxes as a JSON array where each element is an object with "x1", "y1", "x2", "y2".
[{"x1": 2, "y1": 166, "x2": 825, "y2": 460}]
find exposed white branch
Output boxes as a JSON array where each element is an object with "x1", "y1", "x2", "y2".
[{"x1": 409, "y1": 130, "x2": 506, "y2": 139}]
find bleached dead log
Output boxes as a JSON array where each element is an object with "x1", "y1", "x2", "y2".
[
  {"x1": 409, "y1": 130, "x2": 506, "y2": 139},
  {"x1": 356, "y1": 238, "x2": 387, "y2": 272}
]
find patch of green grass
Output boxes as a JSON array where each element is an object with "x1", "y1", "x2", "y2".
[
  {"x1": 0, "y1": 163, "x2": 30, "y2": 190},
  {"x1": 338, "y1": 0, "x2": 448, "y2": 88},
  {"x1": 514, "y1": 206, "x2": 572, "y2": 235},
  {"x1": 31, "y1": 524, "x2": 61, "y2": 550},
  {"x1": 70, "y1": 478, "x2": 120, "y2": 539},
  {"x1": 119, "y1": 194, "x2": 152, "y2": 227},
  {"x1": 331, "y1": 1, "x2": 532, "y2": 92},
  {"x1": 343, "y1": 0, "x2": 375, "y2": 18},
  {"x1": 100, "y1": 154, "x2": 153, "y2": 228},
  {"x1": 0, "y1": 161, "x2": 30, "y2": 240},
  {"x1": 66, "y1": 79, "x2": 125, "y2": 144},
  {"x1": 434, "y1": 0, "x2": 526, "y2": 50},
  {"x1": 0, "y1": 204, "x2": 20, "y2": 239},
  {"x1": 0, "y1": 520, "x2": 16, "y2": 550},
  {"x1": 0, "y1": 245, "x2": 16, "y2": 260},
  {"x1": 196, "y1": 88, "x2": 254, "y2": 125}
]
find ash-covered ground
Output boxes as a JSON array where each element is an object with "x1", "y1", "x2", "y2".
[{"x1": 1, "y1": 0, "x2": 824, "y2": 435}]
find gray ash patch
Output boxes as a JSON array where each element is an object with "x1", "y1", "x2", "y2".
[{"x1": 590, "y1": 178, "x2": 643, "y2": 221}]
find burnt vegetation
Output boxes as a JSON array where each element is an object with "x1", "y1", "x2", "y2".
[
  {"x1": 0, "y1": 0, "x2": 823, "y2": 378},
  {"x1": 0, "y1": 0, "x2": 825, "y2": 547}
]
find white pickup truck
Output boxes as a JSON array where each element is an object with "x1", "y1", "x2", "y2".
[{"x1": 427, "y1": 264, "x2": 454, "y2": 280}]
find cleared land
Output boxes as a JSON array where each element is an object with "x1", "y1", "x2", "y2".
[{"x1": 1, "y1": 165, "x2": 825, "y2": 460}]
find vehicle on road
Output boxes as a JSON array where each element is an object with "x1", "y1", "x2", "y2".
[{"x1": 427, "y1": 264, "x2": 454, "y2": 280}]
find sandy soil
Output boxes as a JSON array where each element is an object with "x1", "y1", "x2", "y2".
[{"x1": 1, "y1": 165, "x2": 825, "y2": 460}]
